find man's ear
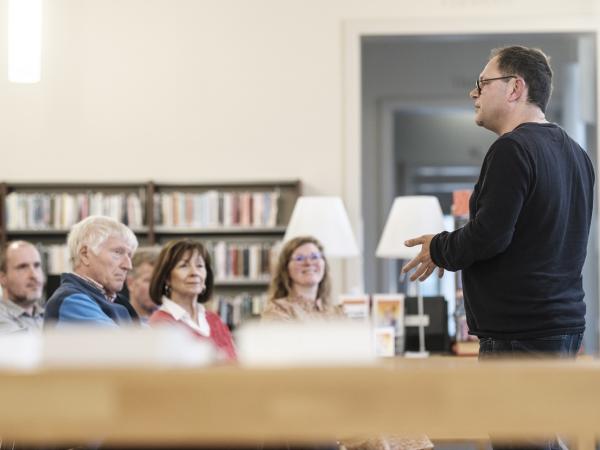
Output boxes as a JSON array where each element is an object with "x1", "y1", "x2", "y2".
[
  {"x1": 0, "y1": 271, "x2": 6, "y2": 288},
  {"x1": 508, "y1": 77, "x2": 526, "y2": 102},
  {"x1": 79, "y1": 245, "x2": 92, "y2": 266}
]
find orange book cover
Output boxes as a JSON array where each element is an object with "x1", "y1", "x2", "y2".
[{"x1": 452, "y1": 190, "x2": 472, "y2": 217}]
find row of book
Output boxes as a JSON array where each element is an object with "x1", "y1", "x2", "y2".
[
  {"x1": 207, "y1": 241, "x2": 276, "y2": 281},
  {"x1": 4, "y1": 189, "x2": 283, "y2": 231},
  {"x1": 39, "y1": 241, "x2": 278, "y2": 281},
  {"x1": 210, "y1": 293, "x2": 267, "y2": 329},
  {"x1": 154, "y1": 190, "x2": 280, "y2": 229},
  {"x1": 5, "y1": 192, "x2": 145, "y2": 230}
]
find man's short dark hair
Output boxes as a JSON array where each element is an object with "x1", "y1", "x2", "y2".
[{"x1": 492, "y1": 46, "x2": 553, "y2": 113}]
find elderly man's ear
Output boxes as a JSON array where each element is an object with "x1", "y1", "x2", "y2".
[{"x1": 79, "y1": 246, "x2": 91, "y2": 266}]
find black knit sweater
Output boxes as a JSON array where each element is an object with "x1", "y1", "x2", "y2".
[{"x1": 431, "y1": 122, "x2": 594, "y2": 339}]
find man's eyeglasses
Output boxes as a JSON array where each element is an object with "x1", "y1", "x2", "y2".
[
  {"x1": 475, "y1": 75, "x2": 516, "y2": 95},
  {"x1": 290, "y1": 252, "x2": 323, "y2": 263}
]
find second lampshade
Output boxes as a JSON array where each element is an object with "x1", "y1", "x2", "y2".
[
  {"x1": 283, "y1": 196, "x2": 359, "y2": 258},
  {"x1": 376, "y1": 196, "x2": 445, "y2": 259}
]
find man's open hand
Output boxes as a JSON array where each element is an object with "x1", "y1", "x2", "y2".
[{"x1": 401, "y1": 234, "x2": 444, "y2": 282}]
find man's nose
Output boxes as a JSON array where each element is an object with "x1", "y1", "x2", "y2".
[
  {"x1": 469, "y1": 87, "x2": 479, "y2": 99},
  {"x1": 122, "y1": 255, "x2": 133, "y2": 270}
]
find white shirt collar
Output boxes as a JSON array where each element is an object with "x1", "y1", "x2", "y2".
[{"x1": 159, "y1": 296, "x2": 211, "y2": 337}]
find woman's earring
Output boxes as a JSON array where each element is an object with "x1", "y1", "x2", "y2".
[{"x1": 164, "y1": 284, "x2": 171, "y2": 296}]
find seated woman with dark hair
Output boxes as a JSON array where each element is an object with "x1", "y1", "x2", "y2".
[
  {"x1": 148, "y1": 238, "x2": 236, "y2": 361},
  {"x1": 263, "y1": 236, "x2": 433, "y2": 450}
]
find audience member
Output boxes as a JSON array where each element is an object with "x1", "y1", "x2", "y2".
[
  {"x1": 0, "y1": 241, "x2": 45, "y2": 333},
  {"x1": 148, "y1": 239, "x2": 236, "y2": 361},
  {"x1": 44, "y1": 215, "x2": 138, "y2": 327},
  {"x1": 262, "y1": 236, "x2": 338, "y2": 320},
  {"x1": 126, "y1": 246, "x2": 160, "y2": 323}
]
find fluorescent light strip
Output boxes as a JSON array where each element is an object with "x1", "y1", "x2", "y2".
[{"x1": 8, "y1": 0, "x2": 43, "y2": 83}]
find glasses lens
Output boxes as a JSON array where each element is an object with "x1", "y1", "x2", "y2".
[
  {"x1": 309, "y1": 252, "x2": 322, "y2": 261},
  {"x1": 291, "y1": 252, "x2": 322, "y2": 263}
]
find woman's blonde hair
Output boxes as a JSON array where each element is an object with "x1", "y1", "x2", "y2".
[{"x1": 267, "y1": 236, "x2": 331, "y2": 306}]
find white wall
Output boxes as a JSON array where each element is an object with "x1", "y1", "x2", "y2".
[{"x1": 1, "y1": 0, "x2": 600, "y2": 297}]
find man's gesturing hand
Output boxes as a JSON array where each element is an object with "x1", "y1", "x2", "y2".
[{"x1": 401, "y1": 234, "x2": 444, "y2": 282}]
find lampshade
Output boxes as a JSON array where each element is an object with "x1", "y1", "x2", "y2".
[
  {"x1": 283, "y1": 196, "x2": 359, "y2": 258},
  {"x1": 376, "y1": 196, "x2": 444, "y2": 260}
]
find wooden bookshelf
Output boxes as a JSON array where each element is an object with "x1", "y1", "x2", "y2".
[{"x1": 0, "y1": 180, "x2": 301, "y2": 324}]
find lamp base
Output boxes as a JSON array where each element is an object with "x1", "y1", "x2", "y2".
[{"x1": 404, "y1": 350, "x2": 430, "y2": 359}]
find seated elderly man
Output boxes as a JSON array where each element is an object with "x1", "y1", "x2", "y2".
[
  {"x1": 0, "y1": 240, "x2": 45, "y2": 333},
  {"x1": 44, "y1": 215, "x2": 138, "y2": 327}
]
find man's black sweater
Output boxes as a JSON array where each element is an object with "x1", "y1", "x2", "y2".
[{"x1": 430, "y1": 122, "x2": 595, "y2": 339}]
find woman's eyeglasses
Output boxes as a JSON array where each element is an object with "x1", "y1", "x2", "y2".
[{"x1": 290, "y1": 252, "x2": 323, "y2": 263}]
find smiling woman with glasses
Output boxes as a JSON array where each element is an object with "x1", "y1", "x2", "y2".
[{"x1": 262, "y1": 235, "x2": 334, "y2": 320}]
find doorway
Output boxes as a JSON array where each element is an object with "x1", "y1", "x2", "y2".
[{"x1": 360, "y1": 33, "x2": 599, "y2": 351}]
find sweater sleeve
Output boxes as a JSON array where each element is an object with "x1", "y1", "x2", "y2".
[{"x1": 431, "y1": 137, "x2": 532, "y2": 271}]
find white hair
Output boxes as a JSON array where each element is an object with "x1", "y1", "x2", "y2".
[{"x1": 68, "y1": 216, "x2": 139, "y2": 267}]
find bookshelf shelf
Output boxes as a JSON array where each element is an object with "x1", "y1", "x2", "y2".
[
  {"x1": 154, "y1": 226, "x2": 287, "y2": 235},
  {"x1": 214, "y1": 278, "x2": 270, "y2": 287},
  {"x1": 6, "y1": 227, "x2": 150, "y2": 235}
]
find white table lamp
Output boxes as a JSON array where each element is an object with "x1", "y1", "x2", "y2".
[
  {"x1": 376, "y1": 196, "x2": 445, "y2": 357},
  {"x1": 283, "y1": 196, "x2": 359, "y2": 258}
]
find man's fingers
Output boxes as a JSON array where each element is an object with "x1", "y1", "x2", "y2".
[
  {"x1": 409, "y1": 263, "x2": 428, "y2": 282},
  {"x1": 404, "y1": 236, "x2": 424, "y2": 248},
  {"x1": 418, "y1": 265, "x2": 435, "y2": 282},
  {"x1": 401, "y1": 258, "x2": 420, "y2": 273},
  {"x1": 437, "y1": 267, "x2": 445, "y2": 278}
]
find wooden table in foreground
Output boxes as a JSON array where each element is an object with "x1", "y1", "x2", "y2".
[{"x1": 1, "y1": 357, "x2": 599, "y2": 449}]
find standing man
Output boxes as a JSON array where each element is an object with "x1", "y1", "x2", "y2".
[
  {"x1": 44, "y1": 215, "x2": 139, "y2": 327},
  {"x1": 402, "y1": 46, "x2": 594, "y2": 448},
  {"x1": 0, "y1": 241, "x2": 45, "y2": 333},
  {"x1": 126, "y1": 247, "x2": 160, "y2": 323}
]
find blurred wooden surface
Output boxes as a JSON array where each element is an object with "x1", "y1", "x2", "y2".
[{"x1": 0, "y1": 357, "x2": 598, "y2": 449}]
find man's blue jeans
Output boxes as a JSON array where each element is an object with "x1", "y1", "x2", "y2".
[{"x1": 478, "y1": 333, "x2": 583, "y2": 450}]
